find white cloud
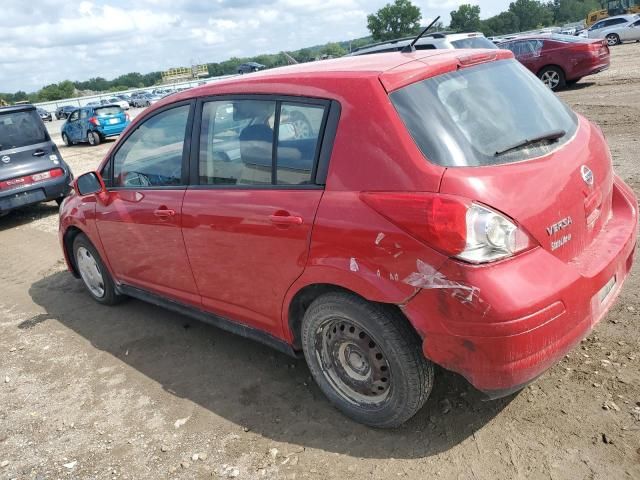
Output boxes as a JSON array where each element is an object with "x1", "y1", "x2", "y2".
[{"x1": 0, "y1": 0, "x2": 511, "y2": 92}]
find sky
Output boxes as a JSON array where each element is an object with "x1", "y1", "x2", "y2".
[{"x1": 1, "y1": 0, "x2": 512, "y2": 93}]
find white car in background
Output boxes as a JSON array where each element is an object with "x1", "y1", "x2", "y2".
[
  {"x1": 106, "y1": 97, "x2": 130, "y2": 110},
  {"x1": 584, "y1": 14, "x2": 640, "y2": 45}
]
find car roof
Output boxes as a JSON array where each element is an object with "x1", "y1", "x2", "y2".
[
  {"x1": 158, "y1": 49, "x2": 512, "y2": 102},
  {"x1": 0, "y1": 104, "x2": 36, "y2": 113},
  {"x1": 597, "y1": 14, "x2": 638, "y2": 21}
]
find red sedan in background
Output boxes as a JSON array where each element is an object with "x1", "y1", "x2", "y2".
[{"x1": 499, "y1": 33, "x2": 610, "y2": 90}]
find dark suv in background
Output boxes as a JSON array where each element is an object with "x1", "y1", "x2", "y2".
[{"x1": 0, "y1": 104, "x2": 72, "y2": 215}]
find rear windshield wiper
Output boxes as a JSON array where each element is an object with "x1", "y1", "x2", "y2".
[{"x1": 494, "y1": 129, "x2": 566, "y2": 156}]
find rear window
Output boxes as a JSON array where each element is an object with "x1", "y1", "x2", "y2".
[
  {"x1": 95, "y1": 106, "x2": 122, "y2": 117},
  {"x1": 450, "y1": 36, "x2": 497, "y2": 49},
  {"x1": 0, "y1": 109, "x2": 49, "y2": 151},
  {"x1": 390, "y1": 59, "x2": 578, "y2": 167}
]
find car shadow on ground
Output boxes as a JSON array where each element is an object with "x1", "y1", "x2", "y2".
[
  {"x1": 565, "y1": 81, "x2": 596, "y2": 91},
  {"x1": 0, "y1": 202, "x2": 59, "y2": 231},
  {"x1": 28, "y1": 271, "x2": 516, "y2": 459}
]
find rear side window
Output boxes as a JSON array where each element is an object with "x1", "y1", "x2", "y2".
[
  {"x1": 112, "y1": 105, "x2": 190, "y2": 187},
  {"x1": 95, "y1": 106, "x2": 122, "y2": 117},
  {"x1": 390, "y1": 59, "x2": 578, "y2": 167},
  {"x1": 198, "y1": 99, "x2": 327, "y2": 186},
  {"x1": 450, "y1": 37, "x2": 497, "y2": 49},
  {"x1": 0, "y1": 109, "x2": 48, "y2": 151}
]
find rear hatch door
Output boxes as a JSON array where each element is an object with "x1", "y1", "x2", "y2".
[
  {"x1": 94, "y1": 106, "x2": 125, "y2": 127},
  {"x1": 0, "y1": 107, "x2": 59, "y2": 182}
]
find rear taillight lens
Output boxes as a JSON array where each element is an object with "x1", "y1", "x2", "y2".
[
  {"x1": 89, "y1": 116, "x2": 100, "y2": 126},
  {"x1": 361, "y1": 192, "x2": 535, "y2": 264}
]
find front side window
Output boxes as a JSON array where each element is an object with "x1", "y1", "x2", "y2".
[
  {"x1": 69, "y1": 110, "x2": 79, "y2": 122},
  {"x1": 198, "y1": 99, "x2": 326, "y2": 186},
  {"x1": 390, "y1": 59, "x2": 578, "y2": 167},
  {"x1": 112, "y1": 104, "x2": 190, "y2": 188}
]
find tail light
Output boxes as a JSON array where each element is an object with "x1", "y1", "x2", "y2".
[
  {"x1": 89, "y1": 116, "x2": 100, "y2": 126},
  {"x1": 361, "y1": 192, "x2": 536, "y2": 264},
  {"x1": 0, "y1": 168, "x2": 64, "y2": 191}
]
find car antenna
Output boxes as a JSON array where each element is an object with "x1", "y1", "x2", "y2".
[{"x1": 401, "y1": 16, "x2": 441, "y2": 53}]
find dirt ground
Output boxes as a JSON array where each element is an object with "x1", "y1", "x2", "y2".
[{"x1": 1, "y1": 44, "x2": 639, "y2": 480}]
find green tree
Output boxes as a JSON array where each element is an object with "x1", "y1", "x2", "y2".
[
  {"x1": 553, "y1": 0, "x2": 599, "y2": 23},
  {"x1": 508, "y1": 0, "x2": 553, "y2": 31},
  {"x1": 319, "y1": 42, "x2": 347, "y2": 58},
  {"x1": 481, "y1": 11, "x2": 521, "y2": 35},
  {"x1": 367, "y1": 0, "x2": 422, "y2": 41},
  {"x1": 450, "y1": 4, "x2": 482, "y2": 32}
]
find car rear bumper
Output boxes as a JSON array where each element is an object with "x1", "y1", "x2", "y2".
[
  {"x1": 402, "y1": 177, "x2": 638, "y2": 396},
  {"x1": 96, "y1": 122, "x2": 128, "y2": 138},
  {"x1": 0, "y1": 172, "x2": 71, "y2": 213},
  {"x1": 572, "y1": 57, "x2": 610, "y2": 80}
]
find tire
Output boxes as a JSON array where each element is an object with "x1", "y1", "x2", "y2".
[
  {"x1": 88, "y1": 131, "x2": 101, "y2": 146},
  {"x1": 55, "y1": 197, "x2": 64, "y2": 206},
  {"x1": 301, "y1": 292, "x2": 434, "y2": 428},
  {"x1": 72, "y1": 233, "x2": 124, "y2": 305},
  {"x1": 606, "y1": 33, "x2": 620, "y2": 46},
  {"x1": 62, "y1": 133, "x2": 71, "y2": 147},
  {"x1": 538, "y1": 66, "x2": 565, "y2": 91}
]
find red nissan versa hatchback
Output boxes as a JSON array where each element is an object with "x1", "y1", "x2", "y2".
[{"x1": 59, "y1": 49, "x2": 638, "y2": 428}]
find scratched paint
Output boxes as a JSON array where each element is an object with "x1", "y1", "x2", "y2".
[
  {"x1": 375, "y1": 232, "x2": 385, "y2": 245},
  {"x1": 349, "y1": 257, "x2": 359, "y2": 272},
  {"x1": 403, "y1": 260, "x2": 491, "y2": 315}
]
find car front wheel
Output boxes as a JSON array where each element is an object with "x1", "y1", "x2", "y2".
[
  {"x1": 62, "y1": 133, "x2": 71, "y2": 147},
  {"x1": 538, "y1": 66, "x2": 566, "y2": 91},
  {"x1": 301, "y1": 292, "x2": 434, "y2": 428},
  {"x1": 73, "y1": 233, "x2": 123, "y2": 305},
  {"x1": 606, "y1": 33, "x2": 620, "y2": 46}
]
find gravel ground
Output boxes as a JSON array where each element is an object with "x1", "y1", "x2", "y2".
[{"x1": 0, "y1": 44, "x2": 639, "y2": 480}]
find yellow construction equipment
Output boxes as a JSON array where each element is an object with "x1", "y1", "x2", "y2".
[{"x1": 586, "y1": 0, "x2": 640, "y2": 26}]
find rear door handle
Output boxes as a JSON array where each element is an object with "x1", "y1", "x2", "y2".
[
  {"x1": 269, "y1": 214, "x2": 303, "y2": 225},
  {"x1": 154, "y1": 208, "x2": 176, "y2": 217},
  {"x1": 32, "y1": 150, "x2": 45, "y2": 157}
]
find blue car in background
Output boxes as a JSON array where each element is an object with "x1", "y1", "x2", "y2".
[{"x1": 61, "y1": 104, "x2": 130, "y2": 147}]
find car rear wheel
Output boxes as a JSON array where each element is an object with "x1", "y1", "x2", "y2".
[
  {"x1": 62, "y1": 133, "x2": 71, "y2": 147},
  {"x1": 88, "y1": 131, "x2": 101, "y2": 146},
  {"x1": 73, "y1": 233, "x2": 123, "y2": 305},
  {"x1": 538, "y1": 66, "x2": 565, "y2": 91},
  {"x1": 301, "y1": 292, "x2": 434, "y2": 428},
  {"x1": 606, "y1": 33, "x2": 620, "y2": 46}
]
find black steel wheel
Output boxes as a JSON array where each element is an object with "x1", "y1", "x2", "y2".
[{"x1": 301, "y1": 292, "x2": 434, "y2": 428}]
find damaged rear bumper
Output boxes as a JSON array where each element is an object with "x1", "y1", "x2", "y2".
[{"x1": 402, "y1": 178, "x2": 638, "y2": 396}]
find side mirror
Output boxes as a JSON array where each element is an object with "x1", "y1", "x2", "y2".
[{"x1": 75, "y1": 171, "x2": 105, "y2": 196}]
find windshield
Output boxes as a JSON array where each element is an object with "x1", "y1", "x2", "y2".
[
  {"x1": 95, "y1": 106, "x2": 123, "y2": 117},
  {"x1": 450, "y1": 36, "x2": 497, "y2": 49},
  {"x1": 0, "y1": 109, "x2": 49, "y2": 151},
  {"x1": 390, "y1": 59, "x2": 578, "y2": 167}
]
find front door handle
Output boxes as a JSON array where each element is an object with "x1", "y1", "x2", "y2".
[
  {"x1": 154, "y1": 208, "x2": 176, "y2": 218},
  {"x1": 269, "y1": 214, "x2": 303, "y2": 225}
]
